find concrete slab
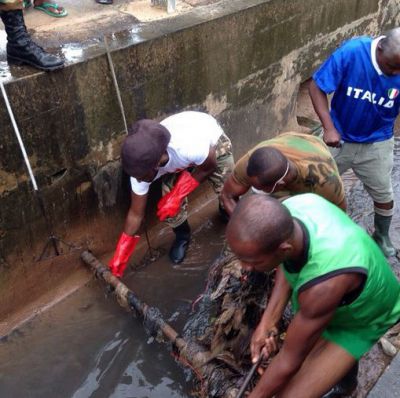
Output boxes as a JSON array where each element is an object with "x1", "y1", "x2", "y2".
[
  {"x1": 0, "y1": 0, "x2": 222, "y2": 81},
  {"x1": 1, "y1": 0, "x2": 223, "y2": 41},
  {"x1": 367, "y1": 353, "x2": 400, "y2": 398}
]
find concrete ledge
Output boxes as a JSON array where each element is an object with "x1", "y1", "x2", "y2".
[{"x1": 368, "y1": 353, "x2": 400, "y2": 397}]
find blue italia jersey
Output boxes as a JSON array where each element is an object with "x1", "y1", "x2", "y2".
[{"x1": 313, "y1": 36, "x2": 400, "y2": 143}]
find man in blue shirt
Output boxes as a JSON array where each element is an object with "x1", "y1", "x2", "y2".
[{"x1": 309, "y1": 28, "x2": 400, "y2": 257}]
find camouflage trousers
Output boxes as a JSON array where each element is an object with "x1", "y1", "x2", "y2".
[
  {"x1": 162, "y1": 132, "x2": 234, "y2": 228},
  {"x1": 0, "y1": 0, "x2": 24, "y2": 11}
]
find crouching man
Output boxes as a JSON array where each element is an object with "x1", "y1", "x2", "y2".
[
  {"x1": 220, "y1": 132, "x2": 346, "y2": 216},
  {"x1": 226, "y1": 193, "x2": 400, "y2": 398},
  {"x1": 109, "y1": 111, "x2": 234, "y2": 277}
]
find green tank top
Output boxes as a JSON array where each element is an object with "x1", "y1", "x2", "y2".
[{"x1": 282, "y1": 193, "x2": 400, "y2": 359}]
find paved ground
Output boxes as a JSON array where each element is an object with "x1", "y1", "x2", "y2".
[
  {"x1": 368, "y1": 352, "x2": 400, "y2": 397},
  {"x1": 0, "y1": 0, "x2": 222, "y2": 81},
  {"x1": 2, "y1": 0, "x2": 221, "y2": 40}
]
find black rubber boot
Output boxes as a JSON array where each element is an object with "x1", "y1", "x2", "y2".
[
  {"x1": 373, "y1": 213, "x2": 396, "y2": 257},
  {"x1": 322, "y1": 363, "x2": 358, "y2": 398},
  {"x1": 169, "y1": 220, "x2": 191, "y2": 264},
  {"x1": 1, "y1": 10, "x2": 64, "y2": 71}
]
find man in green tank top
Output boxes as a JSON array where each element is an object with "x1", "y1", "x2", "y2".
[{"x1": 226, "y1": 193, "x2": 400, "y2": 398}]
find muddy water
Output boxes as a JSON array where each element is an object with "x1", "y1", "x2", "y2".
[
  {"x1": 0, "y1": 210, "x2": 226, "y2": 398},
  {"x1": 2, "y1": 139, "x2": 400, "y2": 397}
]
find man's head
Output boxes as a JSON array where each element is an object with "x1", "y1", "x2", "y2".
[
  {"x1": 377, "y1": 28, "x2": 400, "y2": 76},
  {"x1": 226, "y1": 195, "x2": 295, "y2": 272},
  {"x1": 121, "y1": 119, "x2": 171, "y2": 182},
  {"x1": 247, "y1": 147, "x2": 291, "y2": 193}
]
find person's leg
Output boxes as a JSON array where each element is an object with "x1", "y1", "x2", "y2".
[
  {"x1": 33, "y1": 0, "x2": 67, "y2": 17},
  {"x1": 330, "y1": 142, "x2": 354, "y2": 175},
  {"x1": 161, "y1": 174, "x2": 190, "y2": 264},
  {"x1": 277, "y1": 338, "x2": 357, "y2": 398},
  {"x1": 351, "y1": 138, "x2": 395, "y2": 257},
  {"x1": 207, "y1": 133, "x2": 234, "y2": 223},
  {"x1": 0, "y1": 5, "x2": 64, "y2": 70},
  {"x1": 0, "y1": 0, "x2": 23, "y2": 12},
  {"x1": 322, "y1": 362, "x2": 359, "y2": 398}
]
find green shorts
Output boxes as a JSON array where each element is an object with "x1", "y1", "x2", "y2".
[{"x1": 322, "y1": 303, "x2": 400, "y2": 359}]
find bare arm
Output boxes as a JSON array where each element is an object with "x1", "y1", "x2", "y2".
[
  {"x1": 251, "y1": 267, "x2": 292, "y2": 362},
  {"x1": 309, "y1": 79, "x2": 341, "y2": 147},
  {"x1": 220, "y1": 174, "x2": 250, "y2": 215},
  {"x1": 123, "y1": 192, "x2": 148, "y2": 235},
  {"x1": 249, "y1": 273, "x2": 363, "y2": 398},
  {"x1": 191, "y1": 146, "x2": 217, "y2": 183}
]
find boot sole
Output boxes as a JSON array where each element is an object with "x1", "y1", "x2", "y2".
[{"x1": 7, "y1": 55, "x2": 64, "y2": 72}]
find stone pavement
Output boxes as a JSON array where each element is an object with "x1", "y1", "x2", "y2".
[
  {"x1": 0, "y1": 0, "x2": 222, "y2": 81},
  {"x1": 8, "y1": 0, "x2": 222, "y2": 39},
  {"x1": 367, "y1": 352, "x2": 400, "y2": 397},
  {"x1": 0, "y1": 0, "x2": 222, "y2": 60}
]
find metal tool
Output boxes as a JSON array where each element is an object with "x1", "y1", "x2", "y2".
[
  {"x1": 236, "y1": 354, "x2": 264, "y2": 398},
  {"x1": 104, "y1": 36, "x2": 128, "y2": 134},
  {"x1": 103, "y1": 35, "x2": 156, "y2": 257},
  {"x1": 1, "y1": 81, "x2": 60, "y2": 257}
]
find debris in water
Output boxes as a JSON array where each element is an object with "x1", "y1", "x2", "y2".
[{"x1": 183, "y1": 248, "x2": 291, "y2": 397}]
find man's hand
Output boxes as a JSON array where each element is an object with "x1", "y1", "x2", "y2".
[
  {"x1": 309, "y1": 79, "x2": 342, "y2": 148},
  {"x1": 323, "y1": 128, "x2": 342, "y2": 147},
  {"x1": 109, "y1": 233, "x2": 140, "y2": 277},
  {"x1": 251, "y1": 323, "x2": 279, "y2": 366},
  {"x1": 250, "y1": 267, "x2": 291, "y2": 371},
  {"x1": 157, "y1": 171, "x2": 199, "y2": 221},
  {"x1": 220, "y1": 174, "x2": 249, "y2": 216}
]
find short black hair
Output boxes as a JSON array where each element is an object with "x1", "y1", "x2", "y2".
[
  {"x1": 380, "y1": 28, "x2": 400, "y2": 57},
  {"x1": 121, "y1": 119, "x2": 171, "y2": 178},
  {"x1": 247, "y1": 147, "x2": 287, "y2": 186},
  {"x1": 227, "y1": 194, "x2": 294, "y2": 253}
]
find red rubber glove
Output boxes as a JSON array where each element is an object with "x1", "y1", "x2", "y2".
[
  {"x1": 109, "y1": 233, "x2": 140, "y2": 278},
  {"x1": 157, "y1": 171, "x2": 200, "y2": 221}
]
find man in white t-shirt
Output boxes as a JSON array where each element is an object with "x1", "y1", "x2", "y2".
[{"x1": 108, "y1": 111, "x2": 234, "y2": 277}]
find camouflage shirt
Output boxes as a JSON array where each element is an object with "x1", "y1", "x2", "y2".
[{"x1": 233, "y1": 132, "x2": 345, "y2": 207}]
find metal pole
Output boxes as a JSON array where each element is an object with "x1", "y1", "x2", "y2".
[
  {"x1": 104, "y1": 36, "x2": 128, "y2": 134},
  {"x1": 103, "y1": 35, "x2": 156, "y2": 256},
  {"x1": 1, "y1": 81, "x2": 59, "y2": 256},
  {"x1": 236, "y1": 355, "x2": 263, "y2": 398},
  {"x1": 0, "y1": 82, "x2": 38, "y2": 191}
]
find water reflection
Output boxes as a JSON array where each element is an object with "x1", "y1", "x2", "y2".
[{"x1": 0, "y1": 211, "x2": 226, "y2": 398}]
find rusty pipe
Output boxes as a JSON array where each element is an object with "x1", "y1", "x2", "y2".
[
  {"x1": 80, "y1": 250, "x2": 241, "y2": 397},
  {"x1": 81, "y1": 250, "x2": 186, "y2": 346}
]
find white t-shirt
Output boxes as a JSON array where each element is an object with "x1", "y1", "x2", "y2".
[{"x1": 130, "y1": 111, "x2": 224, "y2": 195}]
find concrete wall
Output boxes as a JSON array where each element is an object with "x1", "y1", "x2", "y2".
[{"x1": 0, "y1": 0, "x2": 399, "y2": 313}]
